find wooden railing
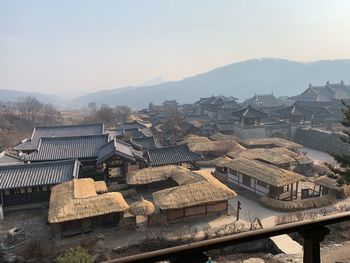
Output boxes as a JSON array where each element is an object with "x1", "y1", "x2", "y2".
[{"x1": 103, "y1": 211, "x2": 350, "y2": 263}]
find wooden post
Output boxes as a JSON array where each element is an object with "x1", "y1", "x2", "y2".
[
  {"x1": 236, "y1": 201, "x2": 241, "y2": 221},
  {"x1": 0, "y1": 190, "x2": 3, "y2": 206},
  {"x1": 296, "y1": 181, "x2": 299, "y2": 199},
  {"x1": 290, "y1": 183, "x2": 294, "y2": 200},
  {"x1": 299, "y1": 227, "x2": 329, "y2": 263}
]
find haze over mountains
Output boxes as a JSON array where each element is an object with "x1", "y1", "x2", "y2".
[{"x1": 2, "y1": 58, "x2": 350, "y2": 109}]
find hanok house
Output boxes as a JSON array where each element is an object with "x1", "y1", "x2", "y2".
[
  {"x1": 126, "y1": 165, "x2": 205, "y2": 191},
  {"x1": 314, "y1": 176, "x2": 350, "y2": 199},
  {"x1": 146, "y1": 144, "x2": 202, "y2": 168},
  {"x1": 232, "y1": 106, "x2": 268, "y2": 126},
  {"x1": 0, "y1": 151, "x2": 23, "y2": 166},
  {"x1": 243, "y1": 137, "x2": 302, "y2": 152},
  {"x1": 25, "y1": 134, "x2": 109, "y2": 165},
  {"x1": 0, "y1": 159, "x2": 79, "y2": 207},
  {"x1": 226, "y1": 148, "x2": 298, "y2": 169},
  {"x1": 217, "y1": 157, "x2": 304, "y2": 200},
  {"x1": 48, "y1": 178, "x2": 129, "y2": 236},
  {"x1": 152, "y1": 170, "x2": 236, "y2": 223},
  {"x1": 178, "y1": 135, "x2": 245, "y2": 158},
  {"x1": 97, "y1": 138, "x2": 147, "y2": 183},
  {"x1": 274, "y1": 103, "x2": 314, "y2": 123},
  {"x1": 13, "y1": 123, "x2": 104, "y2": 154}
]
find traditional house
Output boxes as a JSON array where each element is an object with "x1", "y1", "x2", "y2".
[
  {"x1": 314, "y1": 176, "x2": 350, "y2": 199},
  {"x1": 128, "y1": 197, "x2": 155, "y2": 226},
  {"x1": 129, "y1": 136, "x2": 158, "y2": 150},
  {"x1": 243, "y1": 94, "x2": 285, "y2": 114},
  {"x1": 243, "y1": 137, "x2": 302, "y2": 151},
  {"x1": 13, "y1": 123, "x2": 104, "y2": 153},
  {"x1": 226, "y1": 148, "x2": 298, "y2": 169},
  {"x1": 126, "y1": 165, "x2": 204, "y2": 191},
  {"x1": 25, "y1": 134, "x2": 109, "y2": 165},
  {"x1": 217, "y1": 157, "x2": 304, "y2": 200},
  {"x1": 0, "y1": 159, "x2": 79, "y2": 207},
  {"x1": 232, "y1": 106, "x2": 267, "y2": 125},
  {"x1": 146, "y1": 144, "x2": 202, "y2": 167},
  {"x1": 97, "y1": 138, "x2": 147, "y2": 183},
  {"x1": 0, "y1": 151, "x2": 23, "y2": 166},
  {"x1": 274, "y1": 103, "x2": 314, "y2": 123},
  {"x1": 291, "y1": 81, "x2": 350, "y2": 102},
  {"x1": 48, "y1": 178, "x2": 129, "y2": 236},
  {"x1": 197, "y1": 96, "x2": 241, "y2": 121},
  {"x1": 179, "y1": 135, "x2": 244, "y2": 158},
  {"x1": 152, "y1": 170, "x2": 236, "y2": 222}
]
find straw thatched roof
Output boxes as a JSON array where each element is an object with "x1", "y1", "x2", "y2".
[
  {"x1": 152, "y1": 170, "x2": 236, "y2": 210},
  {"x1": 94, "y1": 181, "x2": 108, "y2": 194},
  {"x1": 48, "y1": 178, "x2": 129, "y2": 223},
  {"x1": 229, "y1": 148, "x2": 297, "y2": 165},
  {"x1": 270, "y1": 147, "x2": 313, "y2": 164},
  {"x1": 209, "y1": 132, "x2": 243, "y2": 143},
  {"x1": 128, "y1": 197, "x2": 155, "y2": 216},
  {"x1": 243, "y1": 138, "x2": 302, "y2": 149},
  {"x1": 178, "y1": 134, "x2": 245, "y2": 155},
  {"x1": 223, "y1": 157, "x2": 304, "y2": 187},
  {"x1": 314, "y1": 176, "x2": 342, "y2": 191},
  {"x1": 207, "y1": 156, "x2": 232, "y2": 167},
  {"x1": 126, "y1": 165, "x2": 205, "y2": 185}
]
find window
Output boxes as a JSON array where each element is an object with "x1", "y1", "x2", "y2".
[{"x1": 257, "y1": 180, "x2": 268, "y2": 188}]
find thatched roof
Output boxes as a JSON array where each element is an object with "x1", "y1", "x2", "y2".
[
  {"x1": 48, "y1": 178, "x2": 129, "y2": 223},
  {"x1": 314, "y1": 176, "x2": 342, "y2": 191},
  {"x1": 128, "y1": 197, "x2": 155, "y2": 216},
  {"x1": 126, "y1": 165, "x2": 205, "y2": 185},
  {"x1": 223, "y1": 157, "x2": 304, "y2": 187},
  {"x1": 230, "y1": 148, "x2": 297, "y2": 165},
  {"x1": 152, "y1": 170, "x2": 236, "y2": 210},
  {"x1": 209, "y1": 132, "x2": 243, "y2": 143},
  {"x1": 243, "y1": 138, "x2": 302, "y2": 149},
  {"x1": 207, "y1": 156, "x2": 232, "y2": 167},
  {"x1": 94, "y1": 181, "x2": 108, "y2": 194},
  {"x1": 179, "y1": 135, "x2": 211, "y2": 145},
  {"x1": 270, "y1": 147, "x2": 313, "y2": 164}
]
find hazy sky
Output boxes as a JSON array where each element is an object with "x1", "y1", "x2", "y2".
[{"x1": 1, "y1": 0, "x2": 350, "y2": 95}]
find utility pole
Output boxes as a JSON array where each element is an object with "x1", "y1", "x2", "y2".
[{"x1": 236, "y1": 201, "x2": 242, "y2": 221}]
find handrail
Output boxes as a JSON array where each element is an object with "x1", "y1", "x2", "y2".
[{"x1": 104, "y1": 211, "x2": 350, "y2": 263}]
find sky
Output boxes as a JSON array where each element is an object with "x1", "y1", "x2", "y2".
[{"x1": 1, "y1": 0, "x2": 350, "y2": 95}]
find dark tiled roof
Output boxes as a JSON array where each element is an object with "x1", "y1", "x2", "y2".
[
  {"x1": 0, "y1": 151, "x2": 23, "y2": 166},
  {"x1": 215, "y1": 122, "x2": 236, "y2": 131},
  {"x1": 116, "y1": 121, "x2": 147, "y2": 131},
  {"x1": 97, "y1": 138, "x2": 142, "y2": 164},
  {"x1": 232, "y1": 106, "x2": 267, "y2": 118},
  {"x1": 25, "y1": 134, "x2": 108, "y2": 161},
  {"x1": 243, "y1": 94, "x2": 284, "y2": 107},
  {"x1": 146, "y1": 144, "x2": 202, "y2": 166},
  {"x1": 13, "y1": 123, "x2": 104, "y2": 151},
  {"x1": 130, "y1": 137, "x2": 157, "y2": 149},
  {"x1": 276, "y1": 104, "x2": 314, "y2": 116},
  {"x1": 0, "y1": 159, "x2": 79, "y2": 190}
]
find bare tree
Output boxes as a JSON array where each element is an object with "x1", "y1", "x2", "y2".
[
  {"x1": 39, "y1": 104, "x2": 62, "y2": 125},
  {"x1": 115, "y1": 105, "x2": 132, "y2": 123},
  {"x1": 16, "y1": 96, "x2": 43, "y2": 123}
]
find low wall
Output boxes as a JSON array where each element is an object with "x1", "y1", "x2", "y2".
[
  {"x1": 295, "y1": 128, "x2": 350, "y2": 155},
  {"x1": 259, "y1": 194, "x2": 335, "y2": 212}
]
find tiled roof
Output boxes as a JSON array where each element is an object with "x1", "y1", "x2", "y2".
[
  {"x1": 0, "y1": 151, "x2": 23, "y2": 166},
  {"x1": 97, "y1": 138, "x2": 143, "y2": 164},
  {"x1": 0, "y1": 159, "x2": 79, "y2": 190},
  {"x1": 25, "y1": 134, "x2": 108, "y2": 161},
  {"x1": 146, "y1": 144, "x2": 202, "y2": 166},
  {"x1": 243, "y1": 94, "x2": 284, "y2": 107},
  {"x1": 13, "y1": 123, "x2": 104, "y2": 151},
  {"x1": 130, "y1": 137, "x2": 157, "y2": 149},
  {"x1": 232, "y1": 106, "x2": 267, "y2": 118},
  {"x1": 276, "y1": 104, "x2": 314, "y2": 116}
]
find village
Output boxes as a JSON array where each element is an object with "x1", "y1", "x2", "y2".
[{"x1": 1, "y1": 81, "x2": 350, "y2": 262}]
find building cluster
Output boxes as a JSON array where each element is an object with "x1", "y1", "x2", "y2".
[{"x1": 0, "y1": 81, "x2": 349, "y2": 237}]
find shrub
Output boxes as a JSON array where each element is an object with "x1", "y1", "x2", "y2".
[{"x1": 56, "y1": 247, "x2": 93, "y2": 263}]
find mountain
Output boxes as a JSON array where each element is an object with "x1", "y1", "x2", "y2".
[
  {"x1": 0, "y1": 89, "x2": 60, "y2": 104},
  {"x1": 137, "y1": 77, "x2": 165, "y2": 87},
  {"x1": 75, "y1": 58, "x2": 350, "y2": 109}
]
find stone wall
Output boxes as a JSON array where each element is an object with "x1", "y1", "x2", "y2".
[{"x1": 295, "y1": 128, "x2": 350, "y2": 155}]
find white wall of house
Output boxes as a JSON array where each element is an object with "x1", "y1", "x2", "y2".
[{"x1": 227, "y1": 169, "x2": 269, "y2": 196}]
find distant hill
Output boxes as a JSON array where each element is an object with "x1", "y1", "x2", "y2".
[
  {"x1": 74, "y1": 58, "x2": 350, "y2": 109},
  {"x1": 0, "y1": 89, "x2": 60, "y2": 104}
]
